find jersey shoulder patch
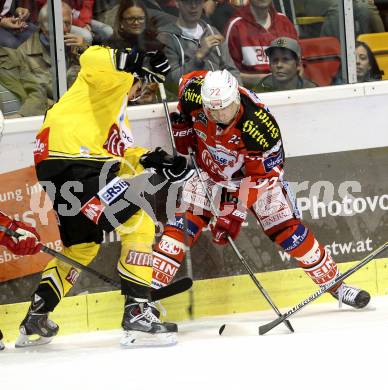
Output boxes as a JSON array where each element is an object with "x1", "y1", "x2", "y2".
[{"x1": 237, "y1": 93, "x2": 282, "y2": 153}]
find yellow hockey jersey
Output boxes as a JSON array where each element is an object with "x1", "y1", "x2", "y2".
[{"x1": 34, "y1": 46, "x2": 136, "y2": 164}]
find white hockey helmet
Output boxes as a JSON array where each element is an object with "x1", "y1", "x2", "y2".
[{"x1": 201, "y1": 70, "x2": 240, "y2": 110}]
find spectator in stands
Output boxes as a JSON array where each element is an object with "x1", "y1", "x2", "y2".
[
  {"x1": 141, "y1": 0, "x2": 178, "y2": 28},
  {"x1": 112, "y1": 0, "x2": 158, "y2": 48},
  {"x1": 253, "y1": 37, "x2": 317, "y2": 92},
  {"x1": 158, "y1": 0, "x2": 241, "y2": 95},
  {"x1": 298, "y1": 0, "x2": 385, "y2": 39},
  {"x1": 38, "y1": 0, "x2": 113, "y2": 44},
  {"x1": 109, "y1": 0, "x2": 162, "y2": 105},
  {"x1": 0, "y1": 0, "x2": 37, "y2": 48},
  {"x1": 0, "y1": 47, "x2": 47, "y2": 118},
  {"x1": 20, "y1": 1, "x2": 87, "y2": 102},
  {"x1": 356, "y1": 40, "x2": 383, "y2": 82},
  {"x1": 225, "y1": 0, "x2": 298, "y2": 88},
  {"x1": 93, "y1": 0, "x2": 120, "y2": 27},
  {"x1": 202, "y1": 1, "x2": 252, "y2": 34}
]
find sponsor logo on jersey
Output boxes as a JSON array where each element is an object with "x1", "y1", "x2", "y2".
[
  {"x1": 153, "y1": 253, "x2": 180, "y2": 286},
  {"x1": 207, "y1": 145, "x2": 237, "y2": 166},
  {"x1": 256, "y1": 186, "x2": 287, "y2": 216},
  {"x1": 197, "y1": 112, "x2": 208, "y2": 126},
  {"x1": 255, "y1": 186, "x2": 294, "y2": 230},
  {"x1": 304, "y1": 251, "x2": 337, "y2": 285},
  {"x1": 202, "y1": 149, "x2": 227, "y2": 179},
  {"x1": 168, "y1": 216, "x2": 199, "y2": 237},
  {"x1": 194, "y1": 128, "x2": 207, "y2": 141},
  {"x1": 174, "y1": 128, "x2": 193, "y2": 138},
  {"x1": 81, "y1": 196, "x2": 105, "y2": 224},
  {"x1": 263, "y1": 139, "x2": 282, "y2": 158},
  {"x1": 33, "y1": 127, "x2": 49, "y2": 165},
  {"x1": 298, "y1": 241, "x2": 321, "y2": 265},
  {"x1": 183, "y1": 87, "x2": 202, "y2": 104},
  {"x1": 125, "y1": 251, "x2": 153, "y2": 266},
  {"x1": 65, "y1": 267, "x2": 80, "y2": 285},
  {"x1": 263, "y1": 149, "x2": 284, "y2": 172},
  {"x1": 260, "y1": 208, "x2": 293, "y2": 230},
  {"x1": 98, "y1": 177, "x2": 129, "y2": 205},
  {"x1": 281, "y1": 225, "x2": 309, "y2": 252},
  {"x1": 158, "y1": 237, "x2": 183, "y2": 256},
  {"x1": 242, "y1": 120, "x2": 270, "y2": 148},
  {"x1": 254, "y1": 109, "x2": 280, "y2": 138}
]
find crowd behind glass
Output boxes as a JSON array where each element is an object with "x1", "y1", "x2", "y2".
[{"x1": 0, "y1": 0, "x2": 387, "y2": 118}]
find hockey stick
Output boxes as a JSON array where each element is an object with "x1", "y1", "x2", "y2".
[
  {"x1": 188, "y1": 149, "x2": 294, "y2": 334},
  {"x1": 158, "y1": 83, "x2": 195, "y2": 319},
  {"x1": 259, "y1": 241, "x2": 388, "y2": 335},
  {"x1": 0, "y1": 225, "x2": 192, "y2": 301}
]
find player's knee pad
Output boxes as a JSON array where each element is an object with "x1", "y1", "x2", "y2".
[
  {"x1": 37, "y1": 242, "x2": 100, "y2": 310},
  {"x1": 152, "y1": 212, "x2": 207, "y2": 288},
  {"x1": 117, "y1": 210, "x2": 155, "y2": 252},
  {"x1": 251, "y1": 179, "x2": 300, "y2": 233},
  {"x1": 274, "y1": 223, "x2": 339, "y2": 286}
]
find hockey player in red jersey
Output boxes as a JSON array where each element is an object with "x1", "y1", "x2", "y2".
[
  {"x1": 0, "y1": 211, "x2": 41, "y2": 350},
  {"x1": 152, "y1": 69, "x2": 371, "y2": 310}
]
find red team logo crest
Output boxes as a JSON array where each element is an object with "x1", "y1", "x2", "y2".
[
  {"x1": 201, "y1": 149, "x2": 227, "y2": 180},
  {"x1": 81, "y1": 196, "x2": 105, "y2": 224}
]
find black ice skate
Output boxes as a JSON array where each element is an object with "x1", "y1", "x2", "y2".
[
  {"x1": 330, "y1": 283, "x2": 371, "y2": 309},
  {"x1": 15, "y1": 294, "x2": 59, "y2": 348},
  {"x1": 120, "y1": 297, "x2": 177, "y2": 347},
  {"x1": 0, "y1": 329, "x2": 4, "y2": 351}
]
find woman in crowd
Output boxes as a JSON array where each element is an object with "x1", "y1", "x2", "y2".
[
  {"x1": 110, "y1": 0, "x2": 163, "y2": 104},
  {"x1": 356, "y1": 40, "x2": 383, "y2": 82}
]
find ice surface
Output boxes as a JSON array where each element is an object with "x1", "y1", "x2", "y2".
[{"x1": 1, "y1": 296, "x2": 387, "y2": 390}]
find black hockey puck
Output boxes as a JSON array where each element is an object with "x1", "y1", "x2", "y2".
[{"x1": 218, "y1": 324, "x2": 226, "y2": 335}]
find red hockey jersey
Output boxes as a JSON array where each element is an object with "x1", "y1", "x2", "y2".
[
  {"x1": 176, "y1": 71, "x2": 285, "y2": 207},
  {"x1": 225, "y1": 5, "x2": 298, "y2": 74}
]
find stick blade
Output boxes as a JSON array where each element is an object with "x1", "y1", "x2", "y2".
[
  {"x1": 151, "y1": 277, "x2": 193, "y2": 301},
  {"x1": 285, "y1": 319, "x2": 295, "y2": 333},
  {"x1": 259, "y1": 315, "x2": 286, "y2": 335}
]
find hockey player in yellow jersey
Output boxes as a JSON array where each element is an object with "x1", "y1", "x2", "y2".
[{"x1": 16, "y1": 44, "x2": 192, "y2": 348}]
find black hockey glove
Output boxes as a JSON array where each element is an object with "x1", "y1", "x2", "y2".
[
  {"x1": 114, "y1": 47, "x2": 145, "y2": 74},
  {"x1": 140, "y1": 147, "x2": 194, "y2": 183},
  {"x1": 141, "y1": 51, "x2": 171, "y2": 83}
]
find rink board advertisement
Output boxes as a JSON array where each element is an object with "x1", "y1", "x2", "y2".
[
  {"x1": 0, "y1": 166, "x2": 61, "y2": 282},
  {"x1": 0, "y1": 146, "x2": 387, "y2": 302}
]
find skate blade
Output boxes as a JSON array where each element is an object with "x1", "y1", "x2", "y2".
[
  {"x1": 15, "y1": 333, "x2": 54, "y2": 348},
  {"x1": 0, "y1": 341, "x2": 5, "y2": 351},
  {"x1": 120, "y1": 331, "x2": 177, "y2": 348}
]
